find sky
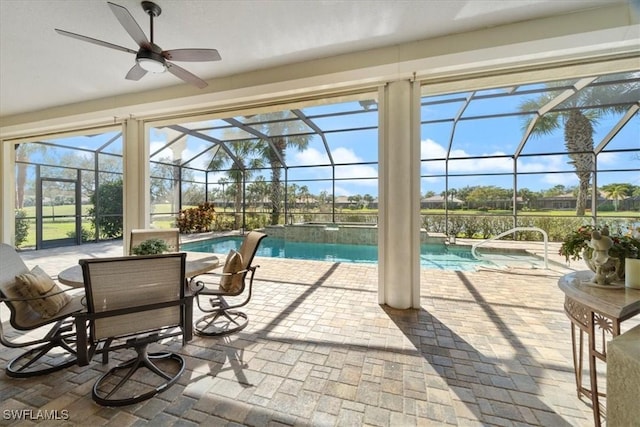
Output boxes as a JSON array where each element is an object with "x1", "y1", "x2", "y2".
[
  {"x1": 148, "y1": 89, "x2": 639, "y2": 198},
  {"x1": 28, "y1": 73, "x2": 640, "y2": 200}
]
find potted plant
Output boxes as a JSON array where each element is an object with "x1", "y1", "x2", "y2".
[
  {"x1": 131, "y1": 238, "x2": 170, "y2": 255},
  {"x1": 560, "y1": 225, "x2": 640, "y2": 280}
]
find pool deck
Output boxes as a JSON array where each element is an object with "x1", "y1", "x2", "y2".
[{"x1": 2, "y1": 238, "x2": 636, "y2": 426}]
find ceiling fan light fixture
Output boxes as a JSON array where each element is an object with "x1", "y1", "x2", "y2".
[
  {"x1": 136, "y1": 50, "x2": 166, "y2": 73},
  {"x1": 55, "y1": 1, "x2": 220, "y2": 87}
]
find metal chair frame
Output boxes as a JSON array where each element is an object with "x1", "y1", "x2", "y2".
[
  {"x1": 75, "y1": 253, "x2": 192, "y2": 406},
  {"x1": 193, "y1": 231, "x2": 266, "y2": 337},
  {"x1": 0, "y1": 243, "x2": 84, "y2": 378}
]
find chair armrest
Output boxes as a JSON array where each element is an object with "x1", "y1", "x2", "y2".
[
  {"x1": 0, "y1": 286, "x2": 78, "y2": 303},
  {"x1": 190, "y1": 268, "x2": 251, "y2": 293}
]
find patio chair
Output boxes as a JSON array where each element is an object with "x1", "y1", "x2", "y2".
[
  {"x1": 75, "y1": 252, "x2": 192, "y2": 406},
  {"x1": 129, "y1": 228, "x2": 180, "y2": 255},
  {"x1": 0, "y1": 243, "x2": 85, "y2": 378},
  {"x1": 192, "y1": 231, "x2": 266, "y2": 337}
]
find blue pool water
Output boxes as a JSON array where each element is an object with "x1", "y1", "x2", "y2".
[{"x1": 181, "y1": 236, "x2": 491, "y2": 271}]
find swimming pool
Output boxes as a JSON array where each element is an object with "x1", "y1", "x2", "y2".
[{"x1": 181, "y1": 236, "x2": 493, "y2": 271}]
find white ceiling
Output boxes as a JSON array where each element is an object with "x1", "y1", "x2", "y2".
[{"x1": 0, "y1": 0, "x2": 630, "y2": 118}]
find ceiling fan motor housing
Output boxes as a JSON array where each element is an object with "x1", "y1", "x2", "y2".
[
  {"x1": 136, "y1": 43, "x2": 166, "y2": 72},
  {"x1": 142, "y1": 1, "x2": 162, "y2": 17}
]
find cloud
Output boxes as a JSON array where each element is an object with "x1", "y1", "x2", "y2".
[
  {"x1": 517, "y1": 157, "x2": 557, "y2": 173},
  {"x1": 598, "y1": 152, "x2": 618, "y2": 165},
  {"x1": 421, "y1": 138, "x2": 511, "y2": 173},
  {"x1": 333, "y1": 185, "x2": 352, "y2": 197},
  {"x1": 333, "y1": 147, "x2": 378, "y2": 181},
  {"x1": 294, "y1": 147, "x2": 378, "y2": 183},
  {"x1": 542, "y1": 173, "x2": 577, "y2": 186},
  {"x1": 294, "y1": 147, "x2": 330, "y2": 165},
  {"x1": 419, "y1": 138, "x2": 601, "y2": 190}
]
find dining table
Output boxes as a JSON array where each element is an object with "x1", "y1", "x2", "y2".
[{"x1": 57, "y1": 251, "x2": 220, "y2": 288}]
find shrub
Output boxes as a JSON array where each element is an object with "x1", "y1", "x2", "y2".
[
  {"x1": 419, "y1": 213, "x2": 609, "y2": 245},
  {"x1": 15, "y1": 209, "x2": 29, "y2": 247},
  {"x1": 131, "y1": 238, "x2": 170, "y2": 255},
  {"x1": 66, "y1": 227, "x2": 95, "y2": 242},
  {"x1": 88, "y1": 180, "x2": 123, "y2": 239},
  {"x1": 245, "y1": 213, "x2": 269, "y2": 230},
  {"x1": 214, "y1": 213, "x2": 236, "y2": 231},
  {"x1": 461, "y1": 217, "x2": 480, "y2": 238},
  {"x1": 479, "y1": 216, "x2": 494, "y2": 239},
  {"x1": 176, "y1": 202, "x2": 216, "y2": 233},
  {"x1": 448, "y1": 216, "x2": 465, "y2": 237}
]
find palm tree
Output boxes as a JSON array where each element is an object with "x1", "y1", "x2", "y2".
[
  {"x1": 217, "y1": 178, "x2": 229, "y2": 210},
  {"x1": 249, "y1": 111, "x2": 312, "y2": 225},
  {"x1": 317, "y1": 190, "x2": 330, "y2": 213},
  {"x1": 363, "y1": 194, "x2": 374, "y2": 209},
  {"x1": 298, "y1": 185, "x2": 312, "y2": 209},
  {"x1": 520, "y1": 74, "x2": 639, "y2": 216},
  {"x1": 247, "y1": 176, "x2": 267, "y2": 209},
  {"x1": 602, "y1": 183, "x2": 630, "y2": 211},
  {"x1": 287, "y1": 183, "x2": 299, "y2": 209},
  {"x1": 348, "y1": 194, "x2": 363, "y2": 209},
  {"x1": 208, "y1": 140, "x2": 263, "y2": 228}
]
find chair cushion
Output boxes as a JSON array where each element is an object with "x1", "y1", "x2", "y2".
[
  {"x1": 14, "y1": 266, "x2": 71, "y2": 319},
  {"x1": 219, "y1": 249, "x2": 244, "y2": 293}
]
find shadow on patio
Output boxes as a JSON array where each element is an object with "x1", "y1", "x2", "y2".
[{"x1": 1, "y1": 244, "x2": 619, "y2": 426}]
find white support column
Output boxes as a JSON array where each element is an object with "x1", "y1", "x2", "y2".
[
  {"x1": 0, "y1": 140, "x2": 16, "y2": 244},
  {"x1": 123, "y1": 118, "x2": 149, "y2": 254},
  {"x1": 378, "y1": 80, "x2": 421, "y2": 309}
]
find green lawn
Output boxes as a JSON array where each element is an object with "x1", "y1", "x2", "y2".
[
  {"x1": 19, "y1": 219, "x2": 78, "y2": 247},
  {"x1": 19, "y1": 204, "x2": 93, "y2": 217},
  {"x1": 19, "y1": 203, "x2": 640, "y2": 219},
  {"x1": 15, "y1": 204, "x2": 638, "y2": 248}
]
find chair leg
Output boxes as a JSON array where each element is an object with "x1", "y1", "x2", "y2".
[
  {"x1": 194, "y1": 310, "x2": 249, "y2": 337},
  {"x1": 92, "y1": 342, "x2": 185, "y2": 407},
  {"x1": 5, "y1": 320, "x2": 77, "y2": 378}
]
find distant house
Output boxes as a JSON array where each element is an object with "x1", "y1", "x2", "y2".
[
  {"x1": 327, "y1": 196, "x2": 378, "y2": 209},
  {"x1": 334, "y1": 196, "x2": 352, "y2": 209},
  {"x1": 532, "y1": 192, "x2": 607, "y2": 210},
  {"x1": 463, "y1": 196, "x2": 524, "y2": 210},
  {"x1": 421, "y1": 195, "x2": 463, "y2": 209},
  {"x1": 620, "y1": 196, "x2": 640, "y2": 211},
  {"x1": 212, "y1": 198, "x2": 232, "y2": 209}
]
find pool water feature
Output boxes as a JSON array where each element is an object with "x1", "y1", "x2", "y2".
[{"x1": 181, "y1": 236, "x2": 495, "y2": 271}]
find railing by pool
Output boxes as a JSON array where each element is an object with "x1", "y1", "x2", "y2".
[{"x1": 471, "y1": 227, "x2": 549, "y2": 269}]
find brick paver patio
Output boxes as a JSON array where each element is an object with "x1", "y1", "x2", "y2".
[{"x1": 2, "y1": 241, "x2": 637, "y2": 426}]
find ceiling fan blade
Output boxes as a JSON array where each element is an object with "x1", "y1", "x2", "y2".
[
  {"x1": 163, "y1": 48, "x2": 221, "y2": 62},
  {"x1": 166, "y1": 62, "x2": 208, "y2": 89},
  {"x1": 55, "y1": 29, "x2": 138, "y2": 54},
  {"x1": 107, "y1": 1, "x2": 149, "y2": 48},
  {"x1": 125, "y1": 63, "x2": 147, "y2": 81}
]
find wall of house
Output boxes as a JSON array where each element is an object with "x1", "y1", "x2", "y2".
[{"x1": 1, "y1": 3, "x2": 638, "y2": 250}]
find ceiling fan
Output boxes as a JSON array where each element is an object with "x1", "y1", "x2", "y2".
[{"x1": 55, "y1": 1, "x2": 221, "y2": 88}]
